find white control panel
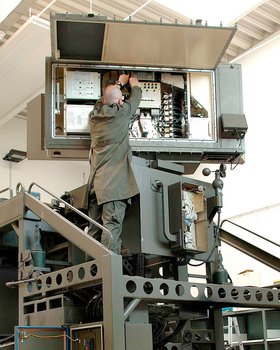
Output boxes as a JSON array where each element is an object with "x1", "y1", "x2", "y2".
[
  {"x1": 139, "y1": 82, "x2": 161, "y2": 108},
  {"x1": 65, "y1": 104, "x2": 92, "y2": 133},
  {"x1": 182, "y1": 189, "x2": 198, "y2": 251},
  {"x1": 66, "y1": 70, "x2": 101, "y2": 100}
]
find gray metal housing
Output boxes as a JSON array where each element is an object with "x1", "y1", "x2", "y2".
[{"x1": 38, "y1": 14, "x2": 247, "y2": 170}]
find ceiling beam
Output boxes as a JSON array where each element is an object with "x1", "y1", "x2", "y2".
[
  {"x1": 225, "y1": 46, "x2": 240, "y2": 58},
  {"x1": 231, "y1": 33, "x2": 253, "y2": 50},
  {"x1": 227, "y1": 0, "x2": 270, "y2": 25},
  {"x1": 230, "y1": 26, "x2": 280, "y2": 62},
  {"x1": 237, "y1": 22, "x2": 264, "y2": 41},
  {"x1": 255, "y1": 6, "x2": 280, "y2": 24},
  {"x1": 267, "y1": 0, "x2": 280, "y2": 12},
  {"x1": 0, "y1": 0, "x2": 37, "y2": 32},
  {"x1": 244, "y1": 13, "x2": 276, "y2": 33}
]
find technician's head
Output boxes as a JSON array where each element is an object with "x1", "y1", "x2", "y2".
[{"x1": 103, "y1": 85, "x2": 123, "y2": 105}]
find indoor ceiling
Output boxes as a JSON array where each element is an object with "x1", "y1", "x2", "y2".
[{"x1": 0, "y1": 0, "x2": 280, "y2": 125}]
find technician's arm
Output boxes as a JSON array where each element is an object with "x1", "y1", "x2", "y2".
[
  {"x1": 121, "y1": 77, "x2": 142, "y2": 115},
  {"x1": 126, "y1": 86, "x2": 142, "y2": 115}
]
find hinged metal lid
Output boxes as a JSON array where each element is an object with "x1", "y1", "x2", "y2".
[{"x1": 50, "y1": 13, "x2": 236, "y2": 69}]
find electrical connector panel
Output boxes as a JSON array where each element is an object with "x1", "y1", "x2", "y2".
[
  {"x1": 168, "y1": 182, "x2": 208, "y2": 254},
  {"x1": 15, "y1": 326, "x2": 67, "y2": 350},
  {"x1": 70, "y1": 324, "x2": 103, "y2": 350}
]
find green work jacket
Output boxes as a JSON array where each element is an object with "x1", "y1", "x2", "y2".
[{"x1": 88, "y1": 86, "x2": 142, "y2": 205}]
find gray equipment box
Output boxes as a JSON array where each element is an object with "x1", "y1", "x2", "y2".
[
  {"x1": 70, "y1": 323, "x2": 103, "y2": 350},
  {"x1": 221, "y1": 113, "x2": 248, "y2": 139},
  {"x1": 15, "y1": 326, "x2": 66, "y2": 350}
]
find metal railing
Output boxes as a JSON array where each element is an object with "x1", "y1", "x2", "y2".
[
  {"x1": 17, "y1": 182, "x2": 113, "y2": 248},
  {"x1": 220, "y1": 219, "x2": 280, "y2": 272},
  {"x1": 221, "y1": 219, "x2": 280, "y2": 249},
  {"x1": 0, "y1": 187, "x2": 13, "y2": 198}
]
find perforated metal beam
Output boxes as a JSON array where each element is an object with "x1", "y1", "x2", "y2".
[{"x1": 123, "y1": 275, "x2": 280, "y2": 309}]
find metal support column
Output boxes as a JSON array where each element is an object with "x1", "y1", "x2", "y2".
[
  {"x1": 17, "y1": 218, "x2": 26, "y2": 326},
  {"x1": 262, "y1": 309, "x2": 269, "y2": 350},
  {"x1": 102, "y1": 254, "x2": 125, "y2": 350},
  {"x1": 211, "y1": 308, "x2": 225, "y2": 349}
]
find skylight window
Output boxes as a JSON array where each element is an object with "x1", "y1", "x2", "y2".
[
  {"x1": 0, "y1": 0, "x2": 22, "y2": 23},
  {"x1": 155, "y1": 0, "x2": 264, "y2": 26}
]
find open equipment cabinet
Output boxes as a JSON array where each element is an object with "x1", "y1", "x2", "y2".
[{"x1": 28, "y1": 12, "x2": 248, "y2": 172}]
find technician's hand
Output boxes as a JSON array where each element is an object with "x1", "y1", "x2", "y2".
[
  {"x1": 118, "y1": 74, "x2": 129, "y2": 86},
  {"x1": 129, "y1": 77, "x2": 140, "y2": 88}
]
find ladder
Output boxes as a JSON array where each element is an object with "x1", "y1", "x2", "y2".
[{"x1": 226, "y1": 316, "x2": 245, "y2": 350}]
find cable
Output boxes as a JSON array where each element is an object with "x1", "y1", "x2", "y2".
[
  {"x1": 86, "y1": 288, "x2": 103, "y2": 321},
  {"x1": 153, "y1": 320, "x2": 187, "y2": 349},
  {"x1": 0, "y1": 335, "x2": 14, "y2": 344},
  {"x1": 20, "y1": 332, "x2": 79, "y2": 342},
  {"x1": 152, "y1": 319, "x2": 168, "y2": 344},
  {"x1": 18, "y1": 252, "x2": 32, "y2": 269},
  {"x1": 230, "y1": 137, "x2": 243, "y2": 170},
  {"x1": 230, "y1": 154, "x2": 242, "y2": 170}
]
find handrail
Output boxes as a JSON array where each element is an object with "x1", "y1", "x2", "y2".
[
  {"x1": 220, "y1": 228, "x2": 280, "y2": 272},
  {"x1": 0, "y1": 187, "x2": 13, "y2": 198},
  {"x1": 26, "y1": 182, "x2": 113, "y2": 248},
  {"x1": 221, "y1": 219, "x2": 280, "y2": 249},
  {"x1": 153, "y1": 180, "x2": 177, "y2": 243},
  {"x1": 0, "y1": 342, "x2": 15, "y2": 349},
  {"x1": 16, "y1": 182, "x2": 26, "y2": 193}
]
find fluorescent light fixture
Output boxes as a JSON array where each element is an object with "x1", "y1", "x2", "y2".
[
  {"x1": 3, "y1": 149, "x2": 27, "y2": 162},
  {"x1": 0, "y1": 30, "x2": 5, "y2": 41},
  {"x1": 0, "y1": 0, "x2": 21, "y2": 22},
  {"x1": 31, "y1": 15, "x2": 50, "y2": 30},
  {"x1": 155, "y1": 0, "x2": 263, "y2": 26}
]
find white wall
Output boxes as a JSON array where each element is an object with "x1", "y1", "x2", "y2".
[
  {"x1": 189, "y1": 36, "x2": 280, "y2": 286},
  {"x1": 223, "y1": 37, "x2": 280, "y2": 218},
  {"x1": 222, "y1": 37, "x2": 280, "y2": 286},
  {"x1": 0, "y1": 117, "x2": 89, "y2": 202}
]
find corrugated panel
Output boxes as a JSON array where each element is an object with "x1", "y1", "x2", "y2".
[
  {"x1": 0, "y1": 18, "x2": 50, "y2": 126},
  {"x1": 225, "y1": 0, "x2": 280, "y2": 61},
  {"x1": 0, "y1": 0, "x2": 191, "y2": 42}
]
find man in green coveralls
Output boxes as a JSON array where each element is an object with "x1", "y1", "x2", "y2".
[{"x1": 87, "y1": 74, "x2": 142, "y2": 254}]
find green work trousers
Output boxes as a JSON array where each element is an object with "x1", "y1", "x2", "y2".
[{"x1": 87, "y1": 192, "x2": 127, "y2": 254}]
